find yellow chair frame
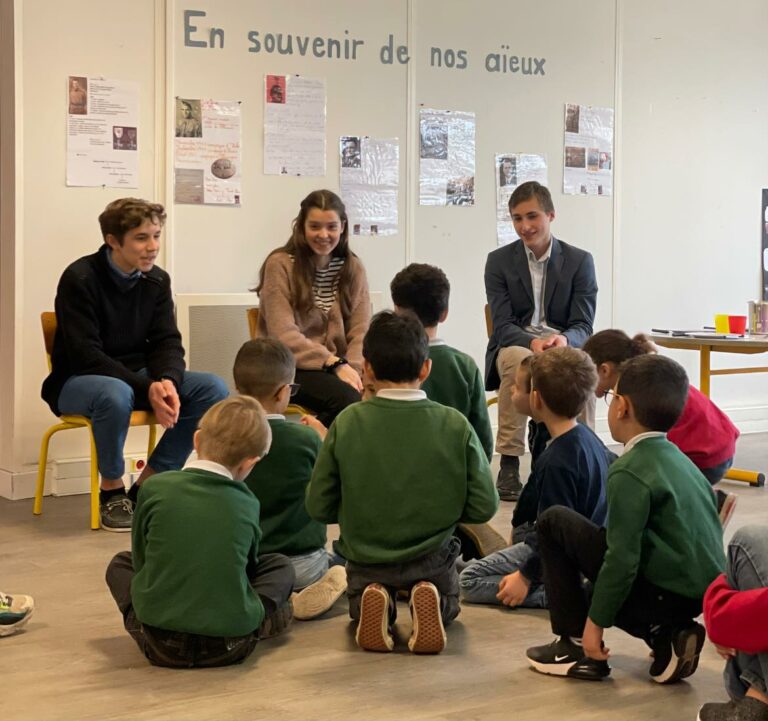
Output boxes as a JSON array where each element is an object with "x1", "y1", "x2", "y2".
[
  {"x1": 484, "y1": 304, "x2": 499, "y2": 408},
  {"x1": 33, "y1": 312, "x2": 157, "y2": 530},
  {"x1": 246, "y1": 307, "x2": 313, "y2": 417}
]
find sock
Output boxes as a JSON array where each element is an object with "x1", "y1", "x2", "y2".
[
  {"x1": 127, "y1": 483, "x2": 141, "y2": 505},
  {"x1": 99, "y1": 486, "x2": 126, "y2": 504}
]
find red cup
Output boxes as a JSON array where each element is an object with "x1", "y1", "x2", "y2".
[{"x1": 728, "y1": 315, "x2": 747, "y2": 334}]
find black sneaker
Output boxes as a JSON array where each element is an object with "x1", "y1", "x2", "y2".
[
  {"x1": 649, "y1": 622, "x2": 705, "y2": 683},
  {"x1": 100, "y1": 493, "x2": 133, "y2": 532},
  {"x1": 526, "y1": 636, "x2": 610, "y2": 680},
  {"x1": 698, "y1": 697, "x2": 768, "y2": 721},
  {"x1": 258, "y1": 599, "x2": 293, "y2": 640},
  {"x1": 497, "y1": 455, "x2": 522, "y2": 501}
]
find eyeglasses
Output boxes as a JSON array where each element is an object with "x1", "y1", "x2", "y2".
[
  {"x1": 603, "y1": 388, "x2": 620, "y2": 406},
  {"x1": 287, "y1": 383, "x2": 300, "y2": 397}
]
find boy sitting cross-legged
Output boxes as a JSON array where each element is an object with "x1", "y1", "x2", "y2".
[
  {"x1": 459, "y1": 347, "x2": 609, "y2": 609},
  {"x1": 105, "y1": 396, "x2": 295, "y2": 668},
  {"x1": 306, "y1": 311, "x2": 499, "y2": 653},
  {"x1": 526, "y1": 354, "x2": 725, "y2": 683},
  {"x1": 233, "y1": 338, "x2": 347, "y2": 620}
]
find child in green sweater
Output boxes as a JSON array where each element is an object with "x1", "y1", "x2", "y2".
[
  {"x1": 233, "y1": 338, "x2": 347, "y2": 620},
  {"x1": 526, "y1": 354, "x2": 725, "y2": 683},
  {"x1": 105, "y1": 396, "x2": 295, "y2": 668},
  {"x1": 306, "y1": 311, "x2": 499, "y2": 654},
  {"x1": 390, "y1": 263, "x2": 503, "y2": 560}
]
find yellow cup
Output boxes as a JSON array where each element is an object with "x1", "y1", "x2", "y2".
[{"x1": 714, "y1": 314, "x2": 730, "y2": 333}]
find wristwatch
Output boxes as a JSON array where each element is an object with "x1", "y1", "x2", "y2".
[{"x1": 324, "y1": 357, "x2": 349, "y2": 373}]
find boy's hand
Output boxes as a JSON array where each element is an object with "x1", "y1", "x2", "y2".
[
  {"x1": 300, "y1": 415, "x2": 327, "y2": 440},
  {"x1": 530, "y1": 335, "x2": 568, "y2": 353},
  {"x1": 148, "y1": 380, "x2": 180, "y2": 429},
  {"x1": 582, "y1": 618, "x2": 610, "y2": 660},
  {"x1": 714, "y1": 643, "x2": 736, "y2": 660},
  {"x1": 496, "y1": 571, "x2": 530, "y2": 607}
]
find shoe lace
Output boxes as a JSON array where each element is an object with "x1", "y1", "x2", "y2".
[{"x1": 106, "y1": 497, "x2": 134, "y2": 516}]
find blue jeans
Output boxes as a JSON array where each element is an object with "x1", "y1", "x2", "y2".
[
  {"x1": 57, "y1": 370, "x2": 228, "y2": 481},
  {"x1": 723, "y1": 525, "x2": 768, "y2": 700},
  {"x1": 458, "y1": 542, "x2": 547, "y2": 608},
  {"x1": 290, "y1": 548, "x2": 332, "y2": 591}
]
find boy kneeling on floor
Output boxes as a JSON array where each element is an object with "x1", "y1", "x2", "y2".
[
  {"x1": 306, "y1": 311, "x2": 499, "y2": 653},
  {"x1": 105, "y1": 396, "x2": 295, "y2": 668}
]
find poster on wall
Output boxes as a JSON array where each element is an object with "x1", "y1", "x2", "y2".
[
  {"x1": 264, "y1": 75, "x2": 326, "y2": 176},
  {"x1": 562, "y1": 103, "x2": 613, "y2": 196},
  {"x1": 339, "y1": 136, "x2": 399, "y2": 237},
  {"x1": 174, "y1": 98, "x2": 242, "y2": 205},
  {"x1": 66, "y1": 76, "x2": 139, "y2": 188},
  {"x1": 419, "y1": 109, "x2": 475, "y2": 206},
  {"x1": 495, "y1": 153, "x2": 548, "y2": 246}
]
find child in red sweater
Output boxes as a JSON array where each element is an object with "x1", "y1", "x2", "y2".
[
  {"x1": 583, "y1": 330, "x2": 739, "y2": 526},
  {"x1": 699, "y1": 525, "x2": 768, "y2": 721}
]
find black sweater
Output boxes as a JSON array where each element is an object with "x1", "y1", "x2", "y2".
[{"x1": 41, "y1": 245, "x2": 185, "y2": 415}]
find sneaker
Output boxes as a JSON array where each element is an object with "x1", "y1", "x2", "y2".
[
  {"x1": 526, "y1": 636, "x2": 610, "y2": 680},
  {"x1": 258, "y1": 599, "x2": 293, "y2": 640},
  {"x1": 649, "y1": 622, "x2": 705, "y2": 683},
  {"x1": 408, "y1": 581, "x2": 446, "y2": 654},
  {"x1": 496, "y1": 455, "x2": 522, "y2": 501},
  {"x1": 292, "y1": 566, "x2": 347, "y2": 621},
  {"x1": 100, "y1": 493, "x2": 133, "y2": 532},
  {"x1": 716, "y1": 490, "x2": 738, "y2": 530},
  {"x1": 698, "y1": 697, "x2": 768, "y2": 721},
  {"x1": 457, "y1": 523, "x2": 508, "y2": 558},
  {"x1": 0, "y1": 592, "x2": 34, "y2": 637},
  {"x1": 356, "y1": 584, "x2": 394, "y2": 652}
]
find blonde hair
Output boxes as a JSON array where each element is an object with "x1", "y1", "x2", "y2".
[{"x1": 196, "y1": 396, "x2": 271, "y2": 467}]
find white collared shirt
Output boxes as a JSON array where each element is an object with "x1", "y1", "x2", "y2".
[
  {"x1": 184, "y1": 459, "x2": 233, "y2": 480},
  {"x1": 524, "y1": 239, "x2": 557, "y2": 337},
  {"x1": 376, "y1": 388, "x2": 427, "y2": 401},
  {"x1": 623, "y1": 431, "x2": 666, "y2": 455},
  {"x1": 428, "y1": 338, "x2": 446, "y2": 347}
]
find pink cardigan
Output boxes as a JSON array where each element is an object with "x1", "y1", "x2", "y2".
[{"x1": 257, "y1": 251, "x2": 371, "y2": 372}]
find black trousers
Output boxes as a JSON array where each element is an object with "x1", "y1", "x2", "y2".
[
  {"x1": 105, "y1": 551, "x2": 295, "y2": 668},
  {"x1": 538, "y1": 506, "x2": 702, "y2": 644},
  {"x1": 346, "y1": 536, "x2": 462, "y2": 625},
  {"x1": 293, "y1": 369, "x2": 361, "y2": 427}
]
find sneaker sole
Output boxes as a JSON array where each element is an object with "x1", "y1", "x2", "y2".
[
  {"x1": 292, "y1": 566, "x2": 347, "y2": 621},
  {"x1": 408, "y1": 584, "x2": 446, "y2": 654},
  {"x1": 457, "y1": 523, "x2": 508, "y2": 557},
  {"x1": 356, "y1": 586, "x2": 393, "y2": 652},
  {"x1": 0, "y1": 607, "x2": 34, "y2": 637},
  {"x1": 100, "y1": 523, "x2": 132, "y2": 533},
  {"x1": 527, "y1": 656, "x2": 578, "y2": 677},
  {"x1": 653, "y1": 625, "x2": 705, "y2": 684}
]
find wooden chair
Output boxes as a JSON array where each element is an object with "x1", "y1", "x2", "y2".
[
  {"x1": 484, "y1": 304, "x2": 499, "y2": 408},
  {"x1": 245, "y1": 307, "x2": 313, "y2": 417},
  {"x1": 33, "y1": 312, "x2": 157, "y2": 530}
]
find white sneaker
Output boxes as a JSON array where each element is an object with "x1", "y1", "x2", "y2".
[{"x1": 0, "y1": 591, "x2": 34, "y2": 637}]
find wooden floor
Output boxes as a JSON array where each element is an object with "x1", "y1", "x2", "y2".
[{"x1": 3, "y1": 435, "x2": 767, "y2": 721}]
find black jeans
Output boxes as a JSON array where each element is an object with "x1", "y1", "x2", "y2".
[
  {"x1": 105, "y1": 551, "x2": 295, "y2": 668},
  {"x1": 538, "y1": 506, "x2": 702, "y2": 643},
  {"x1": 293, "y1": 369, "x2": 361, "y2": 427},
  {"x1": 346, "y1": 536, "x2": 462, "y2": 625}
]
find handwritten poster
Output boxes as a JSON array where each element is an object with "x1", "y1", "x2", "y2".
[
  {"x1": 340, "y1": 136, "x2": 399, "y2": 237},
  {"x1": 264, "y1": 75, "x2": 326, "y2": 176},
  {"x1": 66, "y1": 75, "x2": 139, "y2": 188},
  {"x1": 174, "y1": 98, "x2": 242, "y2": 205},
  {"x1": 419, "y1": 109, "x2": 476, "y2": 207}
]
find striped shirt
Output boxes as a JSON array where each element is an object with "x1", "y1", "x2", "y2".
[{"x1": 289, "y1": 255, "x2": 345, "y2": 313}]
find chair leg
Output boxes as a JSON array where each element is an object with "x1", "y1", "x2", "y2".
[
  {"x1": 147, "y1": 423, "x2": 157, "y2": 458},
  {"x1": 89, "y1": 430, "x2": 100, "y2": 531},
  {"x1": 33, "y1": 424, "x2": 67, "y2": 516}
]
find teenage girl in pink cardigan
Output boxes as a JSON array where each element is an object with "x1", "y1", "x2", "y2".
[{"x1": 256, "y1": 190, "x2": 371, "y2": 426}]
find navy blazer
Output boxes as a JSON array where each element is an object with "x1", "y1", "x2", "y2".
[{"x1": 484, "y1": 236, "x2": 597, "y2": 390}]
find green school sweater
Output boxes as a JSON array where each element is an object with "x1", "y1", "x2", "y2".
[
  {"x1": 422, "y1": 343, "x2": 494, "y2": 462},
  {"x1": 589, "y1": 436, "x2": 725, "y2": 628},
  {"x1": 131, "y1": 468, "x2": 265, "y2": 637},
  {"x1": 244, "y1": 417, "x2": 326, "y2": 555},
  {"x1": 306, "y1": 396, "x2": 498, "y2": 564}
]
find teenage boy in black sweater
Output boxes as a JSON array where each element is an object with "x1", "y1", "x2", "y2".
[{"x1": 41, "y1": 198, "x2": 228, "y2": 531}]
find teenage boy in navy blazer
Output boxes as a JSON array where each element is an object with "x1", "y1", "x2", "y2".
[{"x1": 484, "y1": 182, "x2": 597, "y2": 501}]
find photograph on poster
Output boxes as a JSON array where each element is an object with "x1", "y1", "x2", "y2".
[
  {"x1": 340, "y1": 136, "x2": 361, "y2": 168},
  {"x1": 68, "y1": 76, "x2": 88, "y2": 115},
  {"x1": 565, "y1": 146, "x2": 586, "y2": 167},
  {"x1": 266, "y1": 74, "x2": 286, "y2": 104},
  {"x1": 498, "y1": 156, "x2": 517, "y2": 187},
  {"x1": 176, "y1": 98, "x2": 203, "y2": 138}
]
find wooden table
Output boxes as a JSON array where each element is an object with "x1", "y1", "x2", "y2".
[{"x1": 650, "y1": 333, "x2": 768, "y2": 486}]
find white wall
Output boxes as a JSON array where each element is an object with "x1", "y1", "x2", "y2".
[{"x1": 3, "y1": 0, "x2": 768, "y2": 497}]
